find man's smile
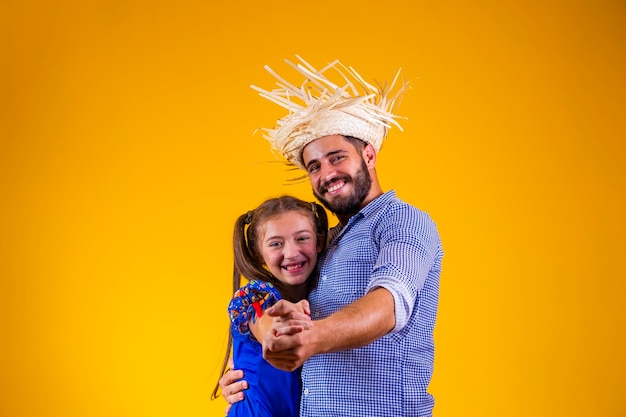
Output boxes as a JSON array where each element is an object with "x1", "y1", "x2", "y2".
[{"x1": 322, "y1": 177, "x2": 350, "y2": 195}]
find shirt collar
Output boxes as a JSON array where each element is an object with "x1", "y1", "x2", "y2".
[
  {"x1": 329, "y1": 190, "x2": 397, "y2": 244},
  {"x1": 356, "y1": 189, "x2": 397, "y2": 220}
]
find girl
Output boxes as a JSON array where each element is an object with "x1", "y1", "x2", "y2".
[{"x1": 212, "y1": 195, "x2": 328, "y2": 417}]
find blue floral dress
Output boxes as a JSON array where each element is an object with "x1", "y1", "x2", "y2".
[{"x1": 227, "y1": 280, "x2": 301, "y2": 417}]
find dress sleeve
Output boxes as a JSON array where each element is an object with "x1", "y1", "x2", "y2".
[{"x1": 228, "y1": 280, "x2": 282, "y2": 335}]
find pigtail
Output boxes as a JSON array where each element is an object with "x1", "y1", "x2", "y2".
[
  {"x1": 232, "y1": 213, "x2": 249, "y2": 293},
  {"x1": 312, "y1": 202, "x2": 329, "y2": 252},
  {"x1": 212, "y1": 208, "x2": 282, "y2": 400},
  {"x1": 235, "y1": 211, "x2": 274, "y2": 285},
  {"x1": 211, "y1": 216, "x2": 243, "y2": 401},
  {"x1": 211, "y1": 326, "x2": 232, "y2": 400},
  {"x1": 212, "y1": 211, "x2": 263, "y2": 401}
]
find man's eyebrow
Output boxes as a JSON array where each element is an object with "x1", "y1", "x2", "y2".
[
  {"x1": 304, "y1": 158, "x2": 318, "y2": 170},
  {"x1": 305, "y1": 150, "x2": 345, "y2": 169}
]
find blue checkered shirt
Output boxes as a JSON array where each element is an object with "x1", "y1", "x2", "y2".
[{"x1": 302, "y1": 190, "x2": 443, "y2": 417}]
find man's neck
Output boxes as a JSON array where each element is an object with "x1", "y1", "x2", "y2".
[{"x1": 336, "y1": 189, "x2": 384, "y2": 226}]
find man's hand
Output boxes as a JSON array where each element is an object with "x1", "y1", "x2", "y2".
[
  {"x1": 263, "y1": 300, "x2": 316, "y2": 371},
  {"x1": 267, "y1": 299, "x2": 313, "y2": 336},
  {"x1": 218, "y1": 359, "x2": 247, "y2": 413},
  {"x1": 262, "y1": 330, "x2": 313, "y2": 371}
]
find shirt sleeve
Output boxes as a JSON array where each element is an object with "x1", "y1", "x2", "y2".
[
  {"x1": 228, "y1": 280, "x2": 282, "y2": 335},
  {"x1": 366, "y1": 204, "x2": 442, "y2": 333}
]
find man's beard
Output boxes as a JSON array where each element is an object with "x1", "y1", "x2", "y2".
[{"x1": 313, "y1": 159, "x2": 372, "y2": 216}]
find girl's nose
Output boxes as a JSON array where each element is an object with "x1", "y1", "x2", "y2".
[{"x1": 283, "y1": 242, "x2": 298, "y2": 259}]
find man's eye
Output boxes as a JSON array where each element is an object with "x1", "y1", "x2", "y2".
[
  {"x1": 331, "y1": 155, "x2": 345, "y2": 163},
  {"x1": 308, "y1": 165, "x2": 320, "y2": 173}
]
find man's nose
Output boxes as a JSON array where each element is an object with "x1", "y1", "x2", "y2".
[{"x1": 320, "y1": 162, "x2": 337, "y2": 181}]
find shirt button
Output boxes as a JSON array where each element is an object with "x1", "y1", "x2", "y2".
[
  {"x1": 303, "y1": 388, "x2": 309, "y2": 395},
  {"x1": 322, "y1": 275, "x2": 327, "y2": 281},
  {"x1": 314, "y1": 311, "x2": 319, "y2": 318}
]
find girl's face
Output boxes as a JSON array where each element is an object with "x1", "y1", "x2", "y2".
[{"x1": 258, "y1": 211, "x2": 320, "y2": 290}]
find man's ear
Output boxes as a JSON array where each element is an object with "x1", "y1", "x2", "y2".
[{"x1": 362, "y1": 143, "x2": 377, "y2": 168}]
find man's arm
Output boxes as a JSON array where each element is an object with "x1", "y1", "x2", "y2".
[{"x1": 263, "y1": 287, "x2": 395, "y2": 371}]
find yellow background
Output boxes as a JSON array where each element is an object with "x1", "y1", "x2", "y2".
[{"x1": 2, "y1": 0, "x2": 625, "y2": 416}]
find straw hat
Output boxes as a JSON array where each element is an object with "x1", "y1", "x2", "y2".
[{"x1": 251, "y1": 56, "x2": 408, "y2": 170}]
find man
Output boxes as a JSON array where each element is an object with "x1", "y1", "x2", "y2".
[{"x1": 220, "y1": 57, "x2": 443, "y2": 416}]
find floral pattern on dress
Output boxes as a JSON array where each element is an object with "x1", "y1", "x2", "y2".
[{"x1": 228, "y1": 280, "x2": 281, "y2": 335}]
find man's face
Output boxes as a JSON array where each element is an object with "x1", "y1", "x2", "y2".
[{"x1": 302, "y1": 135, "x2": 372, "y2": 216}]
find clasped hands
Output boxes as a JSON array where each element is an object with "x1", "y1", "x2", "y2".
[{"x1": 262, "y1": 299, "x2": 316, "y2": 372}]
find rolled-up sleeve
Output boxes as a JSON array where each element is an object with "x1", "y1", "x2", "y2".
[{"x1": 367, "y1": 206, "x2": 441, "y2": 333}]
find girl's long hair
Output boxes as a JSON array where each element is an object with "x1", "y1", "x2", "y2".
[{"x1": 211, "y1": 195, "x2": 328, "y2": 400}]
